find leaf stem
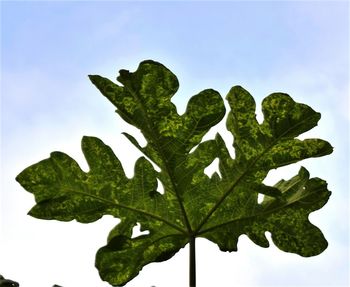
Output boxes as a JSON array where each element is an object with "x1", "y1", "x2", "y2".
[{"x1": 189, "y1": 236, "x2": 196, "y2": 287}]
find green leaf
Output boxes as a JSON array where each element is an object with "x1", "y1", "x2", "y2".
[
  {"x1": 16, "y1": 60, "x2": 333, "y2": 286},
  {"x1": 200, "y1": 167, "x2": 330, "y2": 256}
]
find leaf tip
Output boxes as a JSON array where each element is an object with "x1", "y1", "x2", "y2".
[
  {"x1": 15, "y1": 173, "x2": 22, "y2": 184},
  {"x1": 88, "y1": 74, "x2": 101, "y2": 85},
  {"x1": 298, "y1": 166, "x2": 310, "y2": 178}
]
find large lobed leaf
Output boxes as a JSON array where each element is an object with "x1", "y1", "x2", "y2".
[{"x1": 16, "y1": 60, "x2": 333, "y2": 286}]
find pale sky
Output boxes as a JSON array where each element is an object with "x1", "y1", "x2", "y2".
[{"x1": 1, "y1": 1, "x2": 349, "y2": 287}]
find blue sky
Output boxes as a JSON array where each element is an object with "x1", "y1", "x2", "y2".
[{"x1": 1, "y1": 1, "x2": 349, "y2": 287}]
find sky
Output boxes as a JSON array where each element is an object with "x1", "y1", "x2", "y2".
[{"x1": 1, "y1": 1, "x2": 349, "y2": 287}]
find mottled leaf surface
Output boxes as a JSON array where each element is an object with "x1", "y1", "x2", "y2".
[{"x1": 16, "y1": 60, "x2": 332, "y2": 286}]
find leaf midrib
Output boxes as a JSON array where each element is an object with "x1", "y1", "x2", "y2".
[
  {"x1": 59, "y1": 187, "x2": 187, "y2": 235},
  {"x1": 121, "y1": 84, "x2": 193, "y2": 234},
  {"x1": 194, "y1": 112, "x2": 319, "y2": 234},
  {"x1": 197, "y1": 184, "x2": 328, "y2": 235}
]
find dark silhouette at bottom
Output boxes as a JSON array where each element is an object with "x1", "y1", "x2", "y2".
[{"x1": 0, "y1": 275, "x2": 19, "y2": 287}]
